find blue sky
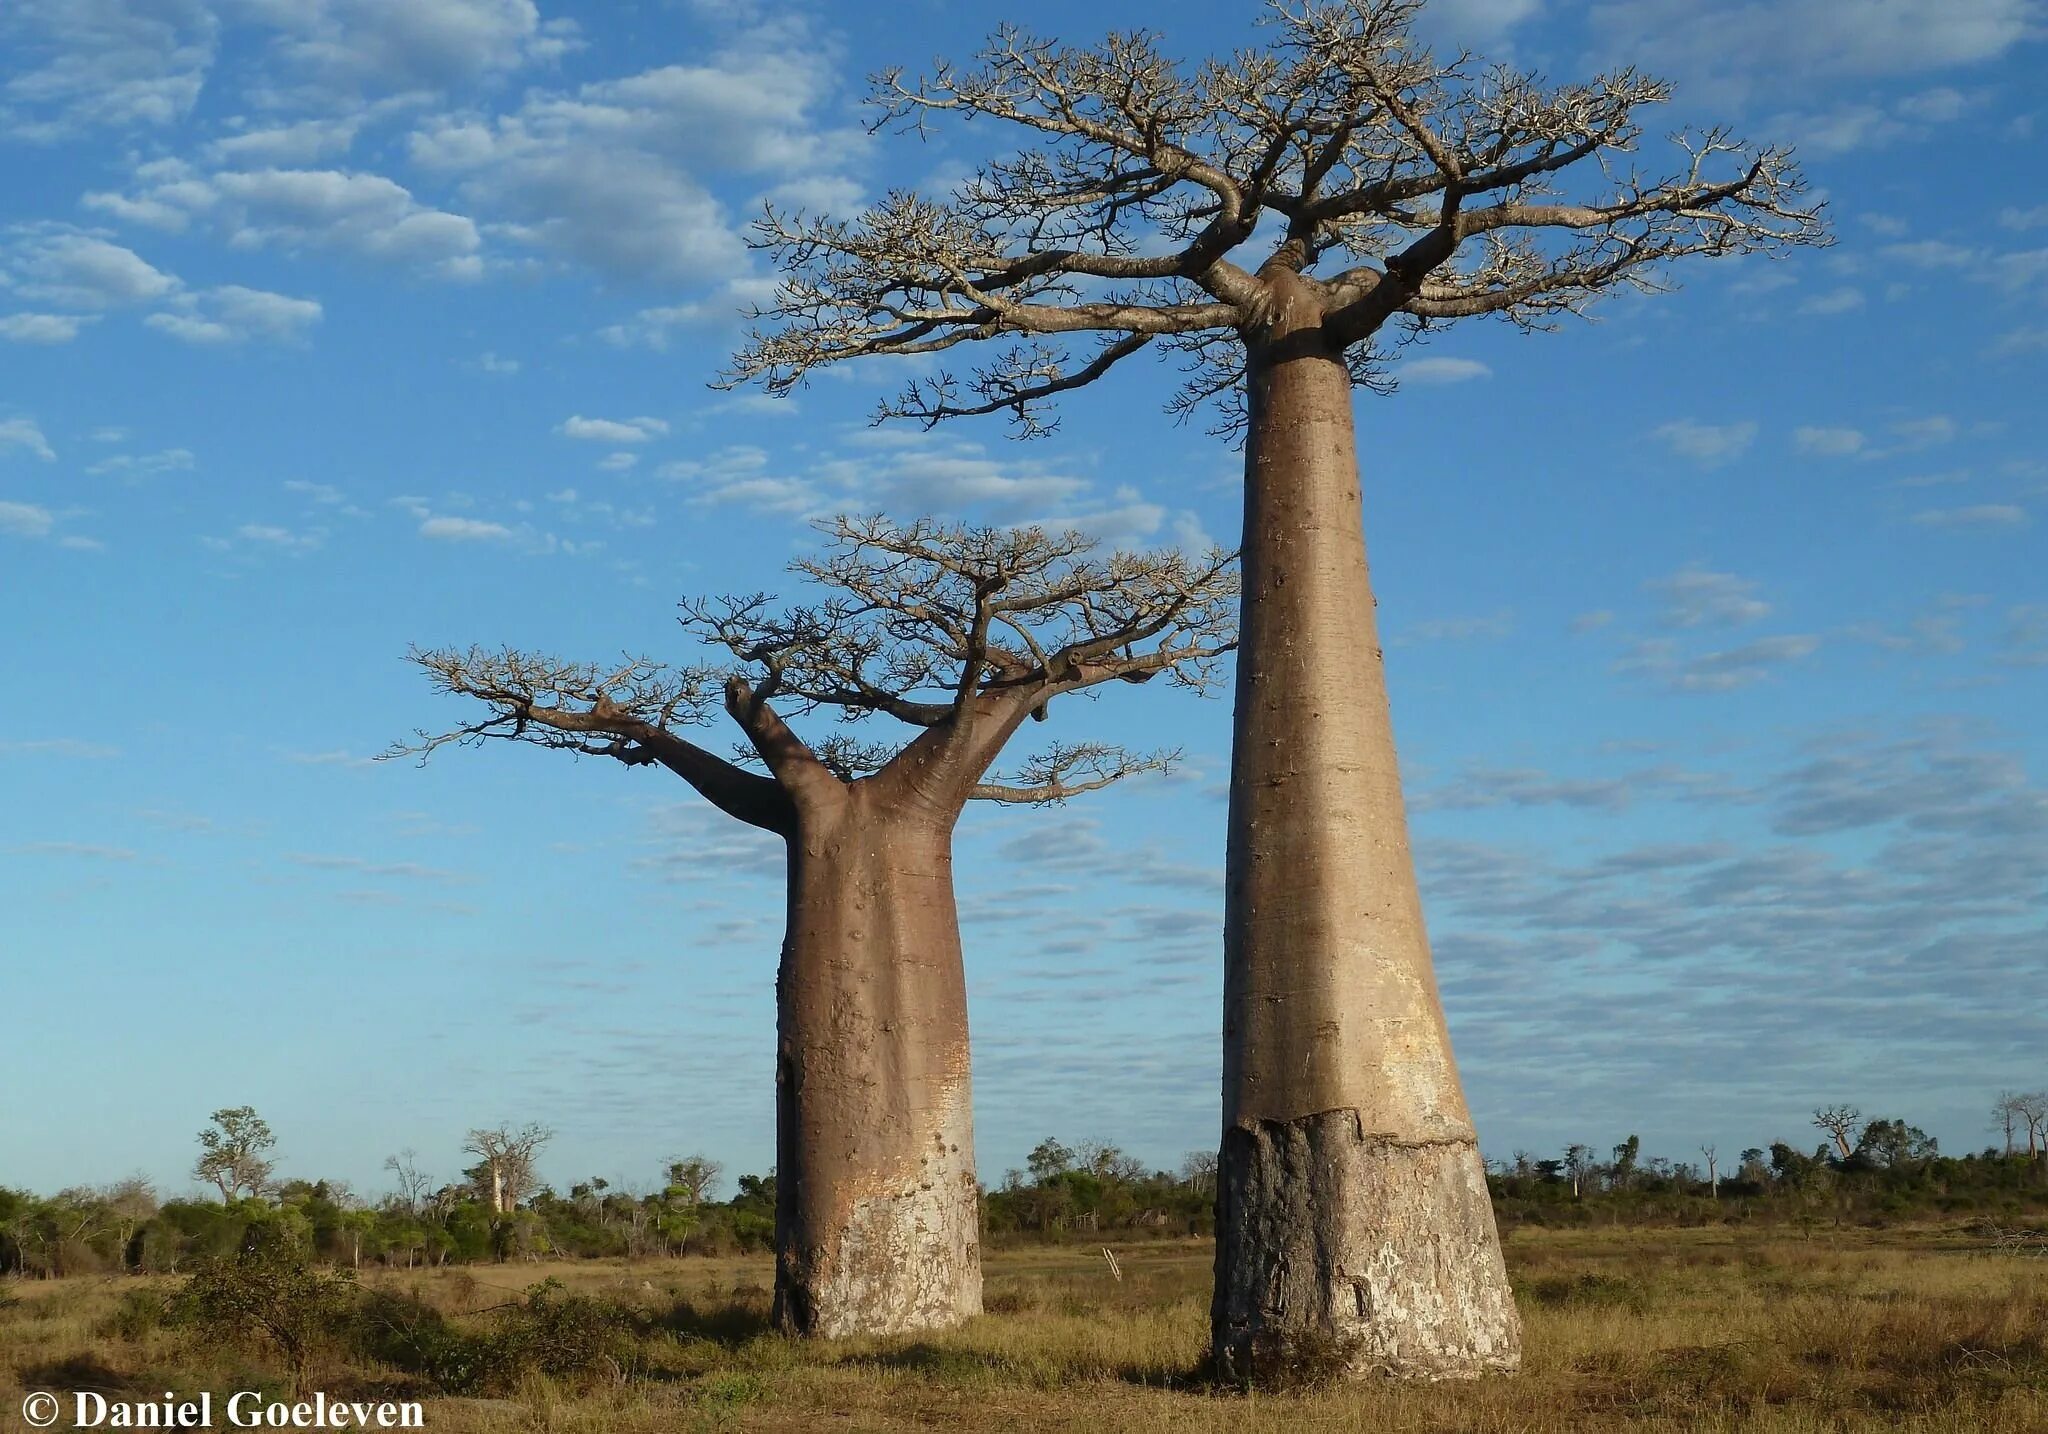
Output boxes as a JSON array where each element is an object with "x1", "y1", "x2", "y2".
[{"x1": 2, "y1": 0, "x2": 2044, "y2": 1203}]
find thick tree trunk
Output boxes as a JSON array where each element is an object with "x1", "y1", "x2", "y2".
[
  {"x1": 772, "y1": 785, "x2": 983, "y2": 1337},
  {"x1": 1213, "y1": 279, "x2": 1520, "y2": 1382}
]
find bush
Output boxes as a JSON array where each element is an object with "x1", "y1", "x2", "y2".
[
  {"x1": 98, "y1": 1287, "x2": 172, "y2": 1341},
  {"x1": 351, "y1": 1279, "x2": 631, "y2": 1396},
  {"x1": 172, "y1": 1233, "x2": 359, "y2": 1389}
]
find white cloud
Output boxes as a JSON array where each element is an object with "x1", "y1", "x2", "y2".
[
  {"x1": 596, "y1": 452, "x2": 639, "y2": 472},
  {"x1": 1417, "y1": 0, "x2": 1544, "y2": 41},
  {"x1": 1792, "y1": 415, "x2": 1956, "y2": 462},
  {"x1": 206, "y1": 115, "x2": 363, "y2": 166},
  {"x1": 2005, "y1": 605, "x2": 2048, "y2": 667},
  {"x1": 1890, "y1": 417, "x2": 1956, "y2": 452},
  {"x1": 0, "y1": 0, "x2": 214, "y2": 141},
  {"x1": 9, "y1": 841, "x2": 138, "y2": 862},
  {"x1": 1590, "y1": 0, "x2": 2038, "y2": 97},
  {"x1": 241, "y1": 0, "x2": 565, "y2": 108},
  {"x1": 1057, "y1": 490, "x2": 1168, "y2": 548},
  {"x1": 596, "y1": 277, "x2": 778, "y2": 348},
  {"x1": 1881, "y1": 239, "x2": 1980, "y2": 269},
  {"x1": 2002, "y1": 205, "x2": 2048, "y2": 231},
  {"x1": 0, "y1": 312, "x2": 94, "y2": 343},
  {"x1": 146, "y1": 285, "x2": 322, "y2": 344},
  {"x1": 284, "y1": 851, "x2": 471, "y2": 884},
  {"x1": 0, "y1": 417, "x2": 56, "y2": 461},
  {"x1": 1983, "y1": 248, "x2": 2048, "y2": 294},
  {"x1": 1991, "y1": 327, "x2": 2048, "y2": 357},
  {"x1": 213, "y1": 168, "x2": 480, "y2": 274},
  {"x1": 1797, "y1": 286, "x2": 1865, "y2": 315},
  {"x1": 1910, "y1": 505, "x2": 2029, "y2": 530},
  {"x1": 0, "y1": 500, "x2": 55, "y2": 538},
  {"x1": 1618, "y1": 633, "x2": 1822, "y2": 692},
  {"x1": 657, "y1": 433, "x2": 1199, "y2": 550},
  {"x1": 419, "y1": 515, "x2": 514, "y2": 541},
  {"x1": 5, "y1": 229, "x2": 178, "y2": 308},
  {"x1": 0, "y1": 738, "x2": 121, "y2": 759},
  {"x1": 86, "y1": 448, "x2": 195, "y2": 477},
  {"x1": 1768, "y1": 87, "x2": 1976, "y2": 156},
  {"x1": 233, "y1": 522, "x2": 322, "y2": 551},
  {"x1": 1651, "y1": 418, "x2": 1758, "y2": 467},
  {"x1": 404, "y1": 10, "x2": 860, "y2": 284},
  {"x1": 558, "y1": 415, "x2": 668, "y2": 443},
  {"x1": 1650, "y1": 566, "x2": 1771, "y2": 629},
  {"x1": 1794, "y1": 426, "x2": 1867, "y2": 458},
  {"x1": 1398, "y1": 356, "x2": 1493, "y2": 385},
  {"x1": 659, "y1": 446, "x2": 820, "y2": 515},
  {"x1": 421, "y1": 139, "x2": 744, "y2": 284},
  {"x1": 92, "y1": 166, "x2": 482, "y2": 277},
  {"x1": 1403, "y1": 610, "x2": 1516, "y2": 642},
  {"x1": 284, "y1": 479, "x2": 347, "y2": 505}
]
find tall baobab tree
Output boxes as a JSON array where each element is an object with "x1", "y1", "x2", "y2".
[
  {"x1": 396, "y1": 516, "x2": 1235, "y2": 1337},
  {"x1": 720, "y1": 0, "x2": 1826, "y2": 1380}
]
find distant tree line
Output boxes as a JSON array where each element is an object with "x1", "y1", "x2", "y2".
[
  {"x1": 5, "y1": 1098, "x2": 2044, "y2": 1278},
  {"x1": 1488, "y1": 1101, "x2": 2048, "y2": 1231}
]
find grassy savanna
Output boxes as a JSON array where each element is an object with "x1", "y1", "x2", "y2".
[{"x1": 5, "y1": 1228, "x2": 2045, "y2": 1432}]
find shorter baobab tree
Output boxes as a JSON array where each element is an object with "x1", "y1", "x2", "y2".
[{"x1": 394, "y1": 516, "x2": 1235, "y2": 1337}]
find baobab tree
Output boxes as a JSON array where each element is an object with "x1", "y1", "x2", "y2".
[
  {"x1": 383, "y1": 1149, "x2": 432, "y2": 1216},
  {"x1": 463, "y1": 1123, "x2": 551, "y2": 1215},
  {"x1": 1563, "y1": 1144, "x2": 1595, "y2": 1200},
  {"x1": 1812, "y1": 1105, "x2": 1861, "y2": 1162},
  {"x1": 193, "y1": 1106, "x2": 276, "y2": 1202},
  {"x1": 2012, "y1": 1092, "x2": 2048, "y2": 1160},
  {"x1": 1995, "y1": 1091, "x2": 2020, "y2": 1156},
  {"x1": 396, "y1": 516, "x2": 1234, "y2": 1337},
  {"x1": 720, "y1": 0, "x2": 1826, "y2": 1380}
]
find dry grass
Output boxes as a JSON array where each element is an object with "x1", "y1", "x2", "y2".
[{"x1": 4, "y1": 1226, "x2": 2044, "y2": 1432}]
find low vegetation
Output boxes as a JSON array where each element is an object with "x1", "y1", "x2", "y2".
[
  {"x1": 6, "y1": 1107, "x2": 2046, "y2": 1279},
  {"x1": 4, "y1": 1227, "x2": 2044, "y2": 1431}
]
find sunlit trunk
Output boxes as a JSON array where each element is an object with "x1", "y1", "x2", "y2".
[
  {"x1": 1213, "y1": 278, "x2": 1520, "y2": 1382},
  {"x1": 772, "y1": 786, "x2": 983, "y2": 1337}
]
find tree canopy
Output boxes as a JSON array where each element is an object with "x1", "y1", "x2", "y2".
[
  {"x1": 395, "y1": 515, "x2": 1235, "y2": 830},
  {"x1": 723, "y1": 0, "x2": 1827, "y2": 434}
]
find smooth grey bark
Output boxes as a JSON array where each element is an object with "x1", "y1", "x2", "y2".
[
  {"x1": 773, "y1": 786, "x2": 981, "y2": 1337},
  {"x1": 1213, "y1": 271, "x2": 1519, "y2": 1381}
]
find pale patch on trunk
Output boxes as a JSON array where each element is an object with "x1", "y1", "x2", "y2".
[
  {"x1": 1216, "y1": 274, "x2": 1520, "y2": 1379},
  {"x1": 774, "y1": 791, "x2": 983, "y2": 1337},
  {"x1": 798, "y1": 1079, "x2": 981, "y2": 1338},
  {"x1": 1214, "y1": 1111, "x2": 1517, "y2": 1381}
]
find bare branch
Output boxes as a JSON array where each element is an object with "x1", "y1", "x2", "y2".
[
  {"x1": 724, "y1": 1, "x2": 1829, "y2": 435},
  {"x1": 385, "y1": 646, "x2": 797, "y2": 833},
  {"x1": 970, "y1": 742, "x2": 1179, "y2": 804}
]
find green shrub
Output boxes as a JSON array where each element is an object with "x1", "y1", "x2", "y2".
[{"x1": 172, "y1": 1234, "x2": 359, "y2": 1389}]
